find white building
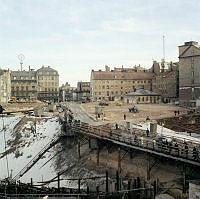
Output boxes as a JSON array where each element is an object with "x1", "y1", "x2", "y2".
[{"x1": 0, "y1": 69, "x2": 11, "y2": 103}]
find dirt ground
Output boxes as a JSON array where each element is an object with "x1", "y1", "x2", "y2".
[
  {"x1": 81, "y1": 102, "x2": 188, "y2": 122},
  {"x1": 1, "y1": 101, "x2": 46, "y2": 111}
]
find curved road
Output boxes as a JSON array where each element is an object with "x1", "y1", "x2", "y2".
[{"x1": 68, "y1": 103, "x2": 104, "y2": 126}]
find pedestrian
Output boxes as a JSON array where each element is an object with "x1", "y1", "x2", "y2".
[
  {"x1": 146, "y1": 116, "x2": 150, "y2": 120},
  {"x1": 146, "y1": 128, "x2": 149, "y2": 137},
  {"x1": 115, "y1": 123, "x2": 118, "y2": 130},
  {"x1": 193, "y1": 146, "x2": 197, "y2": 160},
  {"x1": 174, "y1": 110, "x2": 177, "y2": 116},
  {"x1": 184, "y1": 144, "x2": 188, "y2": 158},
  {"x1": 177, "y1": 110, "x2": 180, "y2": 115},
  {"x1": 175, "y1": 142, "x2": 179, "y2": 156},
  {"x1": 0, "y1": 105, "x2": 4, "y2": 114},
  {"x1": 169, "y1": 142, "x2": 172, "y2": 154},
  {"x1": 124, "y1": 114, "x2": 126, "y2": 120}
]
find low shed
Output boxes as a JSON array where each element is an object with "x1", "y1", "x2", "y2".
[{"x1": 124, "y1": 89, "x2": 161, "y2": 104}]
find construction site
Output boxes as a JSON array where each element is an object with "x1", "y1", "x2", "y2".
[{"x1": 0, "y1": 101, "x2": 200, "y2": 199}]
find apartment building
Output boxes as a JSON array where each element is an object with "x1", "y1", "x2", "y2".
[
  {"x1": 76, "y1": 81, "x2": 91, "y2": 101},
  {"x1": 152, "y1": 61, "x2": 179, "y2": 103},
  {"x1": 91, "y1": 65, "x2": 153, "y2": 101},
  {"x1": 36, "y1": 66, "x2": 59, "y2": 102},
  {"x1": 59, "y1": 82, "x2": 71, "y2": 101},
  {"x1": 0, "y1": 69, "x2": 11, "y2": 103},
  {"x1": 11, "y1": 67, "x2": 37, "y2": 101},
  {"x1": 178, "y1": 41, "x2": 200, "y2": 106}
]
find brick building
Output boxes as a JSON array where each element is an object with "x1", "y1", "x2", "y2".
[
  {"x1": 152, "y1": 61, "x2": 179, "y2": 103},
  {"x1": 36, "y1": 66, "x2": 59, "y2": 102},
  {"x1": 178, "y1": 41, "x2": 200, "y2": 106},
  {"x1": 11, "y1": 67, "x2": 37, "y2": 101},
  {"x1": 90, "y1": 65, "x2": 153, "y2": 101},
  {"x1": 0, "y1": 69, "x2": 11, "y2": 103}
]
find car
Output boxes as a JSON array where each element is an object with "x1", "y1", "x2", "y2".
[
  {"x1": 155, "y1": 136, "x2": 172, "y2": 145},
  {"x1": 99, "y1": 102, "x2": 109, "y2": 106}
]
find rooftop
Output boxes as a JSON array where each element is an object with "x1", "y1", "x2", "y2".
[
  {"x1": 126, "y1": 88, "x2": 160, "y2": 96},
  {"x1": 92, "y1": 71, "x2": 153, "y2": 80}
]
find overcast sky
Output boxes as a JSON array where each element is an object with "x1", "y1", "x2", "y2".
[{"x1": 0, "y1": 0, "x2": 199, "y2": 86}]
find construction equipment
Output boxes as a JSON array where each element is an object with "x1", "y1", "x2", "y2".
[
  {"x1": 115, "y1": 101, "x2": 122, "y2": 106},
  {"x1": 8, "y1": 96, "x2": 17, "y2": 103},
  {"x1": 129, "y1": 106, "x2": 139, "y2": 113}
]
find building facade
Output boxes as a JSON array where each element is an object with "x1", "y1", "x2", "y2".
[
  {"x1": 178, "y1": 41, "x2": 200, "y2": 106},
  {"x1": 11, "y1": 67, "x2": 37, "y2": 101},
  {"x1": 91, "y1": 65, "x2": 153, "y2": 101},
  {"x1": 36, "y1": 66, "x2": 59, "y2": 102},
  {"x1": 76, "y1": 81, "x2": 91, "y2": 101},
  {"x1": 59, "y1": 82, "x2": 71, "y2": 101},
  {"x1": 124, "y1": 89, "x2": 160, "y2": 104},
  {"x1": 152, "y1": 61, "x2": 179, "y2": 103},
  {"x1": 0, "y1": 69, "x2": 11, "y2": 103}
]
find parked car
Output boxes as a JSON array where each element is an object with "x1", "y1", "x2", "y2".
[{"x1": 99, "y1": 102, "x2": 109, "y2": 106}]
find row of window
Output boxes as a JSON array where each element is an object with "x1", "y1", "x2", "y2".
[
  {"x1": 13, "y1": 76, "x2": 36, "y2": 80},
  {"x1": 94, "y1": 85, "x2": 140, "y2": 89},
  {"x1": 94, "y1": 91, "x2": 129, "y2": 96},
  {"x1": 38, "y1": 93, "x2": 58, "y2": 97},
  {"x1": 38, "y1": 71, "x2": 57, "y2": 75},
  {"x1": 94, "y1": 80, "x2": 151, "y2": 84},
  {"x1": 39, "y1": 82, "x2": 58, "y2": 86},
  {"x1": 137, "y1": 96, "x2": 160, "y2": 102},
  {"x1": 38, "y1": 76, "x2": 57, "y2": 80},
  {"x1": 12, "y1": 86, "x2": 36, "y2": 91}
]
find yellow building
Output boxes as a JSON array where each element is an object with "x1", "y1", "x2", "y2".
[
  {"x1": 91, "y1": 65, "x2": 153, "y2": 101},
  {"x1": 37, "y1": 66, "x2": 59, "y2": 102}
]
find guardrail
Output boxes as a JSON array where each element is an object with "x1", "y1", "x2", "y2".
[{"x1": 65, "y1": 120, "x2": 200, "y2": 166}]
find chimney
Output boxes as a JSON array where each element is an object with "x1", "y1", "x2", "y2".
[
  {"x1": 29, "y1": 65, "x2": 31, "y2": 71},
  {"x1": 105, "y1": 65, "x2": 110, "y2": 72}
]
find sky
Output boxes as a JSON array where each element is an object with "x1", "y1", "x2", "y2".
[{"x1": 0, "y1": 0, "x2": 200, "y2": 86}]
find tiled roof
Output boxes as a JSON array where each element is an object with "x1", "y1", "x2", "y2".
[
  {"x1": 126, "y1": 89, "x2": 160, "y2": 96},
  {"x1": 92, "y1": 71, "x2": 153, "y2": 80}
]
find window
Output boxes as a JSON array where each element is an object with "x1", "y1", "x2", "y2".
[
  {"x1": 102, "y1": 85, "x2": 105, "y2": 89},
  {"x1": 132, "y1": 81, "x2": 135, "y2": 83},
  {"x1": 99, "y1": 92, "x2": 101, "y2": 95},
  {"x1": 107, "y1": 85, "x2": 109, "y2": 89}
]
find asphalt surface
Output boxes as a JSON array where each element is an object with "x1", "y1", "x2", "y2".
[{"x1": 68, "y1": 103, "x2": 104, "y2": 126}]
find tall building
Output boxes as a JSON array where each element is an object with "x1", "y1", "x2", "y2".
[
  {"x1": 152, "y1": 61, "x2": 179, "y2": 103},
  {"x1": 59, "y1": 82, "x2": 71, "y2": 101},
  {"x1": 90, "y1": 65, "x2": 153, "y2": 101},
  {"x1": 179, "y1": 41, "x2": 200, "y2": 106},
  {"x1": 76, "y1": 81, "x2": 91, "y2": 101},
  {"x1": 0, "y1": 69, "x2": 11, "y2": 103},
  {"x1": 36, "y1": 66, "x2": 59, "y2": 102},
  {"x1": 11, "y1": 67, "x2": 37, "y2": 101}
]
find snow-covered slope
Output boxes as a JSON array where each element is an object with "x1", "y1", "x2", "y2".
[{"x1": 0, "y1": 115, "x2": 61, "y2": 184}]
